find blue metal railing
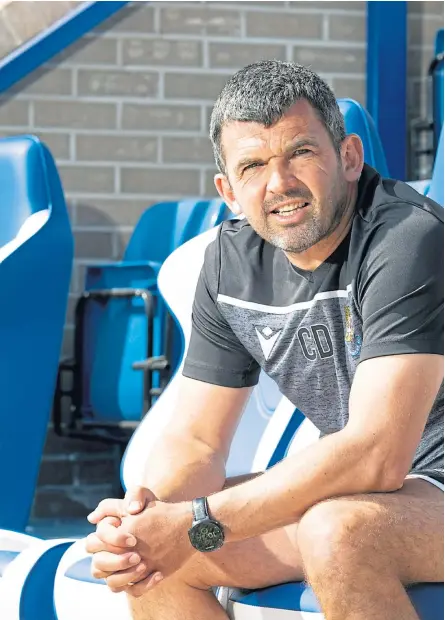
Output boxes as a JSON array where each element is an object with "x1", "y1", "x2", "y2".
[{"x1": 0, "y1": 1, "x2": 129, "y2": 95}]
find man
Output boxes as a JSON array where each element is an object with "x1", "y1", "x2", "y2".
[{"x1": 85, "y1": 61, "x2": 444, "y2": 620}]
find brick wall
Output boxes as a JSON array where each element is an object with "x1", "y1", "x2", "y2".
[{"x1": 0, "y1": 0, "x2": 442, "y2": 518}]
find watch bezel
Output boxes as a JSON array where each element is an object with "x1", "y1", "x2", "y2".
[{"x1": 188, "y1": 518, "x2": 225, "y2": 552}]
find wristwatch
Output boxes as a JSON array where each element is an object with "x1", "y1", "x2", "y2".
[{"x1": 188, "y1": 497, "x2": 225, "y2": 552}]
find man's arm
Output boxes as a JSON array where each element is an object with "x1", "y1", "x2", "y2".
[
  {"x1": 206, "y1": 353, "x2": 443, "y2": 542},
  {"x1": 141, "y1": 375, "x2": 253, "y2": 502}
]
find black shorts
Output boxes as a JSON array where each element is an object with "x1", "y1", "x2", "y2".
[{"x1": 407, "y1": 468, "x2": 444, "y2": 491}]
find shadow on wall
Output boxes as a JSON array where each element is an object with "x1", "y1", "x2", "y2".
[
  {"x1": 73, "y1": 201, "x2": 129, "y2": 261},
  {"x1": 70, "y1": 197, "x2": 139, "y2": 289}
]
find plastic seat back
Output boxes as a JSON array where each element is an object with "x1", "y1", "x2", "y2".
[
  {"x1": 0, "y1": 137, "x2": 50, "y2": 258},
  {"x1": 338, "y1": 98, "x2": 390, "y2": 176},
  {"x1": 84, "y1": 200, "x2": 227, "y2": 423},
  {"x1": 432, "y1": 29, "x2": 444, "y2": 149},
  {"x1": 0, "y1": 136, "x2": 73, "y2": 530},
  {"x1": 428, "y1": 129, "x2": 444, "y2": 206},
  {"x1": 124, "y1": 199, "x2": 227, "y2": 262}
]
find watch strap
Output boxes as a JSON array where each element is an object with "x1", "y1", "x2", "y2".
[{"x1": 192, "y1": 497, "x2": 208, "y2": 522}]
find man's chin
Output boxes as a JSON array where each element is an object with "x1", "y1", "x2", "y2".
[{"x1": 267, "y1": 230, "x2": 316, "y2": 254}]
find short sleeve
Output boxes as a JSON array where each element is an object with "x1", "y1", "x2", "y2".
[
  {"x1": 358, "y1": 203, "x2": 444, "y2": 362},
  {"x1": 182, "y1": 233, "x2": 260, "y2": 388}
]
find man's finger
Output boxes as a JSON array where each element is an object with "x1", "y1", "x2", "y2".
[
  {"x1": 87, "y1": 498, "x2": 126, "y2": 524},
  {"x1": 124, "y1": 486, "x2": 155, "y2": 515},
  {"x1": 90, "y1": 551, "x2": 141, "y2": 579},
  {"x1": 125, "y1": 572, "x2": 164, "y2": 598},
  {"x1": 85, "y1": 532, "x2": 130, "y2": 555},
  {"x1": 95, "y1": 518, "x2": 137, "y2": 548},
  {"x1": 105, "y1": 563, "x2": 152, "y2": 590}
]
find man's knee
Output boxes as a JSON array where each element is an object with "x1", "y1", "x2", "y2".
[{"x1": 296, "y1": 497, "x2": 391, "y2": 577}]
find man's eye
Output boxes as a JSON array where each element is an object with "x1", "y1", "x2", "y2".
[
  {"x1": 292, "y1": 149, "x2": 310, "y2": 157},
  {"x1": 243, "y1": 162, "x2": 262, "y2": 172}
]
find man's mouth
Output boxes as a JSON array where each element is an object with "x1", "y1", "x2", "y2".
[{"x1": 271, "y1": 202, "x2": 310, "y2": 217}]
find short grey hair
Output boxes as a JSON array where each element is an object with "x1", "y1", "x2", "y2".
[{"x1": 210, "y1": 60, "x2": 346, "y2": 174}]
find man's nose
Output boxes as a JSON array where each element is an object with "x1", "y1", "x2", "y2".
[{"x1": 266, "y1": 160, "x2": 299, "y2": 195}]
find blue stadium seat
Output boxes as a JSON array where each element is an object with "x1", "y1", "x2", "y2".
[
  {"x1": 54, "y1": 199, "x2": 228, "y2": 444},
  {"x1": 0, "y1": 135, "x2": 73, "y2": 531},
  {"x1": 0, "y1": 531, "x2": 74, "y2": 620},
  {"x1": 431, "y1": 29, "x2": 444, "y2": 151},
  {"x1": 409, "y1": 28, "x2": 444, "y2": 186},
  {"x1": 428, "y1": 128, "x2": 444, "y2": 206},
  {"x1": 230, "y1": 581, "x2": 444, "y2": 619},
  {"x1": 0, "y1": 551, "x2": 20, "y2": 576},
  {"x1": 338, "y1": 98, "x2": 390, "y2": 176}
]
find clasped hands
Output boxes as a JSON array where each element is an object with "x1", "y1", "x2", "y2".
[{"x1": 85, "y1": 487, "x2": 193, "y2": 597}]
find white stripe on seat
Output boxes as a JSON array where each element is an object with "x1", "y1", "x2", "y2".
[{"x1": 0, "y1": 210, "x2": 50, "y2": 263}]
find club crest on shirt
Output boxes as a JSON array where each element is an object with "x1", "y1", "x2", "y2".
[{"x1": 344, "y1": 304, "x2": 362, "y2": 360}]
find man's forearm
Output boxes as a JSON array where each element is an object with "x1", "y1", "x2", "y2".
[
  {"x1": 143, "y1": 432, "x2": 227, "y2": 502},
  {"x1": 207, "y1": 428, "x2": 395, "y2": 543}
]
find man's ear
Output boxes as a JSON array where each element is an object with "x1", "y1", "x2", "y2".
[
  {"x1": 214, "y1": 173, "x2": 243, "y2": 215},
  {"x1": 341, "y1": 134, "x2": 364, "y2": 182}
]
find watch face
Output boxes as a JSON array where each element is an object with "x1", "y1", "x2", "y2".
[{"x1": 188, "y1": 519, "x2": 224, "y2": 552}]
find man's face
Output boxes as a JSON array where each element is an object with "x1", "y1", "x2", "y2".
[{"x1": 217, "y1": 100, "x2": 355, "y2": 254}]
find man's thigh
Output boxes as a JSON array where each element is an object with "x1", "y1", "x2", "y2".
[
  {"x1": 180, "y1": 478, "x2": 443, "y2": 590},
  {"x1": 307, "y1": 477, "x2": 443, "y2": 584}
]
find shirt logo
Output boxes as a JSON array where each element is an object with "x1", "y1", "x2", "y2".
[
  {"x1": 255, "y1": 325, "x2": 282, "y2": 361},
  {"x1": 344, "y1": 304, "x2": 362, "y2": 359}
]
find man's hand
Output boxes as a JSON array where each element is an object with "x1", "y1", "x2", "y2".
[
  {"x1": 87, "y1": 486, "x2": 156, "y2": 524},
  {"x1": 85, "y1": 488, "x2": 194, "y2": 597},
  {"x1": 127, "y1": 499, "x2": 193, "y2": 596},
  {"x1": 86, "y1": 487, "x2": 163, "y2": 594}
]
